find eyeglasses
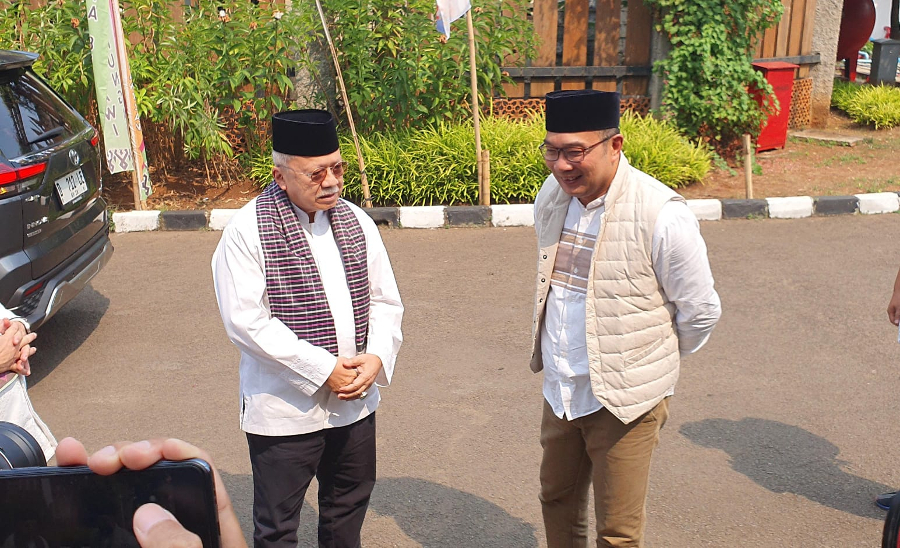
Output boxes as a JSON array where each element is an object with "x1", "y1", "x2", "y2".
[
  {"x1": 539, "y1": 133, "x2": 617, "y2": 163},
  {"x1": 290, "y1": 161, "x2": 348, "y2": 185}
]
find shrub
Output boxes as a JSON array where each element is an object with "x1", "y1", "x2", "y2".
[
  {"x1": 250, "y1": 113, "x2": 711, "y2": 205},
  {"x1": 322, "y1": 0, "x2": 536, "y2": 133},
  {"x1": 1, "y1": 1, "x2": 318, "y2": 181},
  {"x1": 832, "y1": 80, "x2": 900, "y2": 129},
  {"x1": 620, "y1": 111, "x2": 711, "y2": 188},
  {"x1": 645, "y1": 0, "x2": 783, "y2": 155}
]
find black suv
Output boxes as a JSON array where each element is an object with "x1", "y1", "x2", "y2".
[{"x1": 0, "y1": 50, "x2": 112, "y2": 330}]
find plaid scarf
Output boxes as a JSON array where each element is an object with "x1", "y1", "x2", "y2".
[{"x1": 256, "y1": 182, "x2": 370, "y2": 355}]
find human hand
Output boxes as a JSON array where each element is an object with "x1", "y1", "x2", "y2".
[
  {"x1": 325, "y1": 357, "x2": 358, "y2": 393},
  {"x1": 0, "y1": 326, "x2": 36, "y2": 375},
  {"x1": 55, "y1": 437, "x2": 246, "y2": 548},
  {"x1": 888, "y1": 279, "x2": 900, "y2": 326},
  {"x1": 336, "y1": 354, "x2": 382, "y2": 401}
]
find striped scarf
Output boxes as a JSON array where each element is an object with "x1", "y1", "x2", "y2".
[{"x1": 256, "y1": 182, "x2": 370, "y2": 355}]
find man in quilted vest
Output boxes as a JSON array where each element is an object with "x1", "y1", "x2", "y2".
[
  {"x1": 212, "y1": 110, "x2": 403, "y2": 547},
  {"x1": 530, "y1": 90, "x2": 721, "y2": 547}
]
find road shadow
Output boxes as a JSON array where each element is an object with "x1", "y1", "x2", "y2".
[
  {"x1": 26, "y1": 285, "x2": 109, "y2": 387},
  {"x1": 224, "y1": 473, "x2": 537, "y2": 547},
  {"x1": 370, "y1": 477, "x2": 538, "y2": 547},
  {"x1": 680, "y1": 418, "x2": 890, "y2": 519}
]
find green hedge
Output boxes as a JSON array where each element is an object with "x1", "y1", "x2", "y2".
[
  {"x1": 832, "y1": 80, "x2": 900, "y2": 129},
  {"x1": 252, "y1": 113, "x2": 712, "y2": 206}
]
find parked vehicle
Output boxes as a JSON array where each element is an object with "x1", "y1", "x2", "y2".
[{"x1": 0, "y1": 50, "x2": 112, "y2": 330}]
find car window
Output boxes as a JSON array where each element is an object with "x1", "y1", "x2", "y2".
[{"x1": 0, "y1": 68, "x2": 87, "y2": 160}]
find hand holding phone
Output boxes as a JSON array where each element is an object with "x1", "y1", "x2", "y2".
[{"x1": 55, "y1": 437, "x2": 246, "y2": 548}]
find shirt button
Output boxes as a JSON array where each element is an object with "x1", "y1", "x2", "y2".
[
  {"x1": 541, "y1": 278, "x2": 546, "y2": 283},
  {"x1": 543, "y1": 254, "x2": 548, "y2": 259}
]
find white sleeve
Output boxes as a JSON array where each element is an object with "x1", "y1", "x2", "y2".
[
  {"x1": 356, "y1": 211, "x2": 404, "y2": 387},
  {"x1": 0, "y1": 304, "x2": 29, "y2": 332},
  {"x1": 652, "y1": 201, "x2": 722, "y2": 355},
  {"x1": 211, "y1": 212, "x2": 336, "y2": 396}
]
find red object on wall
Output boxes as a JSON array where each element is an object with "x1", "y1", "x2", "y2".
[
  {"x1": 836, "y1": 0, "x2": 877, "y2": 80},
  {"x1": 751, "y1": 62, "x2": 798, "y2": 152}
]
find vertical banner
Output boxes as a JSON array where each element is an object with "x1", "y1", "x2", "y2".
[
  {"x1": 86, "y1": 0, "x2": 131, "y2": 172},
  {"x1": 86, "y1": 0, "x2": 152, "y2": 203}
]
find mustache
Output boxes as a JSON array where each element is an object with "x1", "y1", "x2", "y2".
[{"x1": 317, "y1": 187, "x2": 340, "y2": 199}]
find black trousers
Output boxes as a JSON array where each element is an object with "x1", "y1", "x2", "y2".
[{"x1": 246, "y1": 413, "x2": 376, "y2": 548}]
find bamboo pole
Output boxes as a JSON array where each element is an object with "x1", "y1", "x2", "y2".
[
  {"x1": 481, "y1": 150, "x2": 491, "y2": 206},
  {"x1": 314, "y1": 0, "x2": 372, "y2": 207},
  {"x1": 465, "y1": 10, "x2": 486, "y2": 203},
  {"x1": 743, "y1": 134, "x2": 753, "y2": 199}
]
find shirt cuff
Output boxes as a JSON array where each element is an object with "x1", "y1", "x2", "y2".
[
  {"x1": 10, "y1": 317, "x2": 30, "y2": 333},
  {"x1": 289, "y1": 351, "x2": 335, "y2": 396}
]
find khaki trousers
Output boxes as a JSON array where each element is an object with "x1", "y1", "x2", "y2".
[{"x1": 539, "y1": 397, "x2": 669, "y2": 548}]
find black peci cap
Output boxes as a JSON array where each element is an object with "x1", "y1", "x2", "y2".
[
  {"x1": 272, "y1": 109, "x2": 340, "y2": 157},
  {"x1": 545, "y1": 90, "x2": 620, "y2": 133}
]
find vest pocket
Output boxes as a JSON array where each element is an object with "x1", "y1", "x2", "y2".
[{"x1": 622, "y1": 337, "x2": 665, "y2": 367}]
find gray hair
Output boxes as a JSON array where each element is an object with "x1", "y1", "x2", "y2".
[{"x1": 272, "y1": 150, "x2": 292, "y2": 169}]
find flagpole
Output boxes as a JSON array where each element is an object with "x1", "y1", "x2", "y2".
[
  {"x1": 465, "y1": 10, "x2": 489, "y2": 205},
  {"x1": 314, "y1": 0, "x2": 372, "y2": 208}
]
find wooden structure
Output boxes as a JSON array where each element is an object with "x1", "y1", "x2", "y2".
[{"x1": 500, "y1": 0, "x2": 823, "y2": 128}]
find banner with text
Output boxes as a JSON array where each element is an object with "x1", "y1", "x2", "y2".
[{"x1": 87, "y1": 0, "x2": 152, "y2": 200}]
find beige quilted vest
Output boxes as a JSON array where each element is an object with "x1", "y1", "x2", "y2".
[{"x1": 531, "y1": 154, "x2": 684, "y2": 424}]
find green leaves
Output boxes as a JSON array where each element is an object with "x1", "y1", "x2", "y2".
[
  {"x1": 645, "y1": 0, "x2": 783, "y2": 154},
  {"x1": 320, "y1": 0, "x2": 536, "y2": 134},
  {"x1": 832, "y1": 81, "x2": 900, "y2": 130},
  {"x1": 248, "y1": 112, "x2": 710, "y2": 205}
]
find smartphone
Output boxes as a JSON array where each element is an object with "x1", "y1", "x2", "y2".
[{"x1": 0, "y1": 459, "x2": 220, "y2": 548}]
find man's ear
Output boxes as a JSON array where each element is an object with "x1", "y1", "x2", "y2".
[
  {"x1": 273, "y1": 166, "x2": 287, "y2": 190},
  {"x1": 611, "y1": 134, "x2": 625, "y2": 153}
]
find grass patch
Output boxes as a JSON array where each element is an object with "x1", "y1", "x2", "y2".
[
  {"x1": 818, "y1": 153, "x2": 868, "y2": 167},
  {"x1": 832, "y1": 80, "x2": 900, "y2": 129},
  {"x1": 249, "y1": 113, "x2": 712, "y2": 206}
]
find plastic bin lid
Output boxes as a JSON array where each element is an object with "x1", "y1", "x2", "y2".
[{"x1": 752, "y1": 61, "x2": 800, "y2": 70}]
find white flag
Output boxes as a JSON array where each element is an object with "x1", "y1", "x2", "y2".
[{"x1": 435, "y1": 0, "x2": 471, "y2": 38}]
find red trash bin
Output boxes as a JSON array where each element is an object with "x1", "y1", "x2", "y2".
[{"x1": 751, "y1": 61, "x2": 798, "y2": 151}]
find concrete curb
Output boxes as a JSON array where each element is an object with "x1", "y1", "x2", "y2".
[{"x1": 111, "y1": 192, "x2": 900, "y2": 232}]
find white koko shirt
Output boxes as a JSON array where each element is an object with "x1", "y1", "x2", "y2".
[
  {"x1": 541, "y1": 195, "x2": 721, "y2": 420},
  {"x1": 212, "y1": 198, "x2": 403, "y2": 436}
]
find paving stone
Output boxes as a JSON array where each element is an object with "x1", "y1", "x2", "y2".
[
  {"x1": 814, "y1": 196, "x2": 858, "y2": 216},
  {"x1": 766, "y1": 196, "x2": 813, "y2": 219},
  {"x1": 113, "y1": 211, "x2": 160, "y2": 233},
  {"x1": 687, "y1": 199, "x2": 722, "y2": 221},
  {"x1": 721, "y1": 199, "x2": 768, "y2": 219},
  {"x1": 447, "y1": 206, "x2": 491, "y2": 226},
  {"x1": 161, "y1": 210, "x2": 208, "y2": 231},
  {"x1": 366, "y1": 207, "x2": 400, "y2": 227},
  {"x1": 399, "y1": 206, "x2": 445, "y2": 228},
  {"x1": 491, "y1": 204, "x2": 534, "y2": 227},
  {"x1": 856, "y1": 192, "x2": 900, "y2": 214},
  {"x1": 789, "y1": 130, "x2": 866, "y2": 147}
]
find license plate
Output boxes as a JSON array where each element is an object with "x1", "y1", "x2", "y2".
[{"x1": 54, "y1": 168, "x2": 88, "y2": 207}]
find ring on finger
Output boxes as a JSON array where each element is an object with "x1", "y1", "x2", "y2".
[{"x1": 360, "y1": 391, "x2": 368, "y2": 400}]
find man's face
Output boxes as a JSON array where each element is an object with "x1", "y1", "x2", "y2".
[
  {"x1": 273, "y1": 149, "x2": 344, "y2": 217},
  {"x1": 542, "y1": 130, "x2": 623, "y2": 205}
]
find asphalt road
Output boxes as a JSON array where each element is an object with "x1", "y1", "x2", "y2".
[{"x1": 25, "y1": 214, "x2": 900, "y2": 547}]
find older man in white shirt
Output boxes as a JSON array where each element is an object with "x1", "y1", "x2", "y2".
[
  {"x1": 530, "y1": 90, "x2": 721, "y2": 548},
  {"x1": 212, "y1": 109, "x2": 403, "y2": 548}
]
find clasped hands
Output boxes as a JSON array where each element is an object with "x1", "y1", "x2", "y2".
[
  {"x1": 0, "y1": 318, "x2": 36, "y2": 376},
  {"x1": 325, "y1": 353, "x2": 382, "y2": 401}
]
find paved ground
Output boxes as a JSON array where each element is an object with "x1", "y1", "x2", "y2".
[{"x1": 24, "y1": 214, "x2": 900, "y2": 547}]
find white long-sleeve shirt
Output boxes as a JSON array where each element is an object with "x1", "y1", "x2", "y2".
[
  {"x1": 212, "y1": 199, "x2": 403, "y2": 436},
  {"x1": 542, "y1": 195, "x2": 721, "y2": 420}
]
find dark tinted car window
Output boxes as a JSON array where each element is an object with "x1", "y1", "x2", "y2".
[{"x1": 0, "y1": 68, "x2": 87, "y2": 159}]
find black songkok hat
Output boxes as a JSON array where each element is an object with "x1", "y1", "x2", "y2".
[
  {"x1": 272, "y1": 109, "x2": 339, "y2": 157},
  {"x1": 545, "y1": 90, "x2": 621, "y2": 133}
]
